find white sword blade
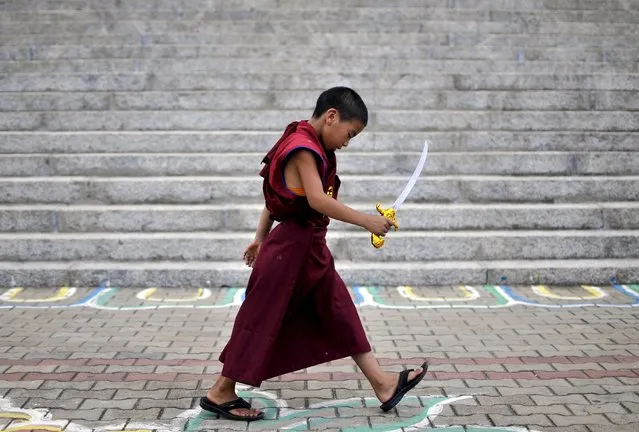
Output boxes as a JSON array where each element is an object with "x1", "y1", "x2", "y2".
[{"x1": 392, "y1": 140, "x2": 429, "y2": 210}]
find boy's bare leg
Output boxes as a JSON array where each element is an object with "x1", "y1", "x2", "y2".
[
  {"x1": 352, "y1": 351, "x2": 424, "y2": 403},
  {"x1": 207, "y1": 376, "x2": 263, "y2": 417}
]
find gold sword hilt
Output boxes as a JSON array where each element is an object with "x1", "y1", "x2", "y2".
[{"x1": 371, "y1": 203, "x2": 399, "y2": 249}]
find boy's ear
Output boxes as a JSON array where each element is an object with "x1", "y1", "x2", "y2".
[{"x1": 325, "y1": 108, "x2": 339, "y2": 126}]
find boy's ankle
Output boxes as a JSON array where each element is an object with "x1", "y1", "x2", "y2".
[
  {"x1": 210, "y1": 378, "x2": 236, "y2": 395},
  {"x1": 369, "y1": 373, "x2": 392, "y2": 390}
]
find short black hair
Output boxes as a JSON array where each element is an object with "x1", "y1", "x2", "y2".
[{"x1": 311, "y1": 87, "x2": 368, "y2": 126}]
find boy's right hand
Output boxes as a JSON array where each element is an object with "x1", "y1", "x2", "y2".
[
  {"x1": 243, "y1": 240, "x2": 262, "y2": 267},
  {"x1": 364, "y1": 214, "x2": 394, "y2": 237}
]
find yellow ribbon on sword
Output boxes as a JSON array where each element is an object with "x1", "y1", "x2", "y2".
[{"x1": 371, "y1": 140, "x2": 429, "y2": 249}]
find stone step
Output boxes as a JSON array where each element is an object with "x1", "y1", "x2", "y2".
[
  {"x1": 2, "y1": 90, "x2": 638, "y2": 112},
  {"x1": 490, "y1": 9, "x2": 639, "y2": 24},
  {"x1": 1, "y1": 230, "x2": 637, "y2": 262},
  {"x1": 2, "y1": 152, "x2": 637, "y2": 177},
  {"x1": 2, "y1": 58, "x2": 638, "y2": 75},
  {"x1": 2, "y1": 176, "x2": 637, "y2": 204},
  {"x1": 2, "y1": 0, "x2": 436, "y2": 10},
  {"x1": 2, "y1": 32, "x2": 638, "y2": 47},
  {"x1": 3, "y1": 110, "x2": 638, "y2": 132},
  {"x1": 3, "y1": 7, "x2": 490, "y2": 22},
  {"x1": 0, "y1": 20, "x2": 521, "y2": 36},
  {"x1": 2, "y1": 20, "x2": 638, "y2": 36},
  {"x1": 2, "y1": 6, "x2": 638, "y2": 23},
  {"x1": 1, "y1": 203, "x2": 637, "y2": 233},
  {"x1": 2, "y1": 131, "x2": 635, "y2": 153},
  {"x1": 2, "y1": 73, "x2": 637, "y2": 92},
  {"x1": 2, "y1": 0, "x2": 633, "y2": 12},
  {"x1": 3, "y1": 45, "x2": 637, "y2": 62},
  {"x1": 0, "y1": 259, "x2": 636, "y2": 287}
]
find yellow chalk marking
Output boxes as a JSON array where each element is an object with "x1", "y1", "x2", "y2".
[
  {"x1": 0, "y1": 412, "x2": 31, "y2": 421},
  {"x1": 2, "y1": 426, "x2": 62, "y2": 432},
  {"x1": 398, "y1": 286, "x2": 480, "y2": 302},
  {"x1": 532, "y1": 285, "x2": 606, "y2": 300},
  {"x1": 136, "y1": 288, "x2": 212, "y2": 302},
  {"x1": 0, "y1": 287, "x2": 75, "y2": 303}
]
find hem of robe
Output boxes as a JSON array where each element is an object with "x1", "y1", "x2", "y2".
[{"x1": 219, "y1": 345, "x2": 372, "y2": 388}]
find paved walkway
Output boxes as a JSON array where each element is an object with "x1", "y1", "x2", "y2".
[{"x1": 1, "y1": 284, "x2": 637, "y2": 431}]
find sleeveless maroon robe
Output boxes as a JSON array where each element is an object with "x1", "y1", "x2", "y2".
[{"x1": 218, "y1": 121, "x2": 371, "y2": 386}]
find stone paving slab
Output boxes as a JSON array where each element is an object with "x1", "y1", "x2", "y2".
[{"x1": 0, "y1": 287, "x2": 637, "y2": 431}]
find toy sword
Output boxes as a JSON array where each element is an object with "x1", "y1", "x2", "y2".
[{"x1": 371, "y1": 140, "x2": 429, "y2": 249}]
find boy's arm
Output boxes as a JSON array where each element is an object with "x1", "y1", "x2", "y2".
[
  {"x1": 293, "y1": 151, "x2": 391, "y2": 235},
  {"x1": 254, "y1": 206, "x2": 274, "y2": 242}
]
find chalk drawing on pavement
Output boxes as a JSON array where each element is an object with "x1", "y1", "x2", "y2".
[
  {"x1": 0, "y1": 287, "x2": 76, "y2": 303},
  {"x1": 136, "y1": 287, "x2": 212, "y2": 302},
  {"x1": 0, "y1": 393, "x2": 541, "y2": 432},
  {"x1": 1, "y1": 284, "x2": 638, "y2": 310}
]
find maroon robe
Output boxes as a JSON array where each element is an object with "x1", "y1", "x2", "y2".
[{"x1": 218, "y1": 121, "x2": 371, "y2": 387}]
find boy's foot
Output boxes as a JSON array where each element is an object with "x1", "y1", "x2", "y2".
[
  {"x1": 375, "y1": 362, "x2": 428, "y2": 412},
  {"x1": 201, "y1": 390, "x2": 264, "y2": 421}
]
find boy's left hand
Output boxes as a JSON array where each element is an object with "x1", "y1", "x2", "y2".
[{"x1": 243, "y1": 240, "x2": 262, "y2": 267}]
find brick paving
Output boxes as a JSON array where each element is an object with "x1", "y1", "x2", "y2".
[{"x1": 0, "y1": 286, "x2": 637, "y2": 431}]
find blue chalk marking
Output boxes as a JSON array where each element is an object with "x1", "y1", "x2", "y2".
[
  {"x1": 612, "y1": 283, "x2": 639, "y2": 303},
  {"x1": 351, "y1": 286, "x2": 366, "y2": 305},
  {"x1": 497, "y1": 284, "x2": 532, "y2": 304},
  {"x1": 75, "y1": 282, "x2": 110, "y2": 306}
]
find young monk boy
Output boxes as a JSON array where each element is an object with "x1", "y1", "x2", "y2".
[{"x1": 200, "y1": 87, "x2": 427, "y2": 421}]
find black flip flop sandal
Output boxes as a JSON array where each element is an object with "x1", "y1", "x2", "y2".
[
  {"x1": 380, "y1": 361, "x2": 428, "y2": 412},
  {"x1": 199, "y1": 396, "x2": 264, "y2": 421}
]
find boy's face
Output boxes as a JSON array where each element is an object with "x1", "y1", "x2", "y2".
[{"x1": 322, "y1": 109, "x2": 365, "y2": 151}]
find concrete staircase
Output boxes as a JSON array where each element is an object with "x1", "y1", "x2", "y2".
[{"x1": 1, "y1": 0, "x2": 638, "y2": 288}]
